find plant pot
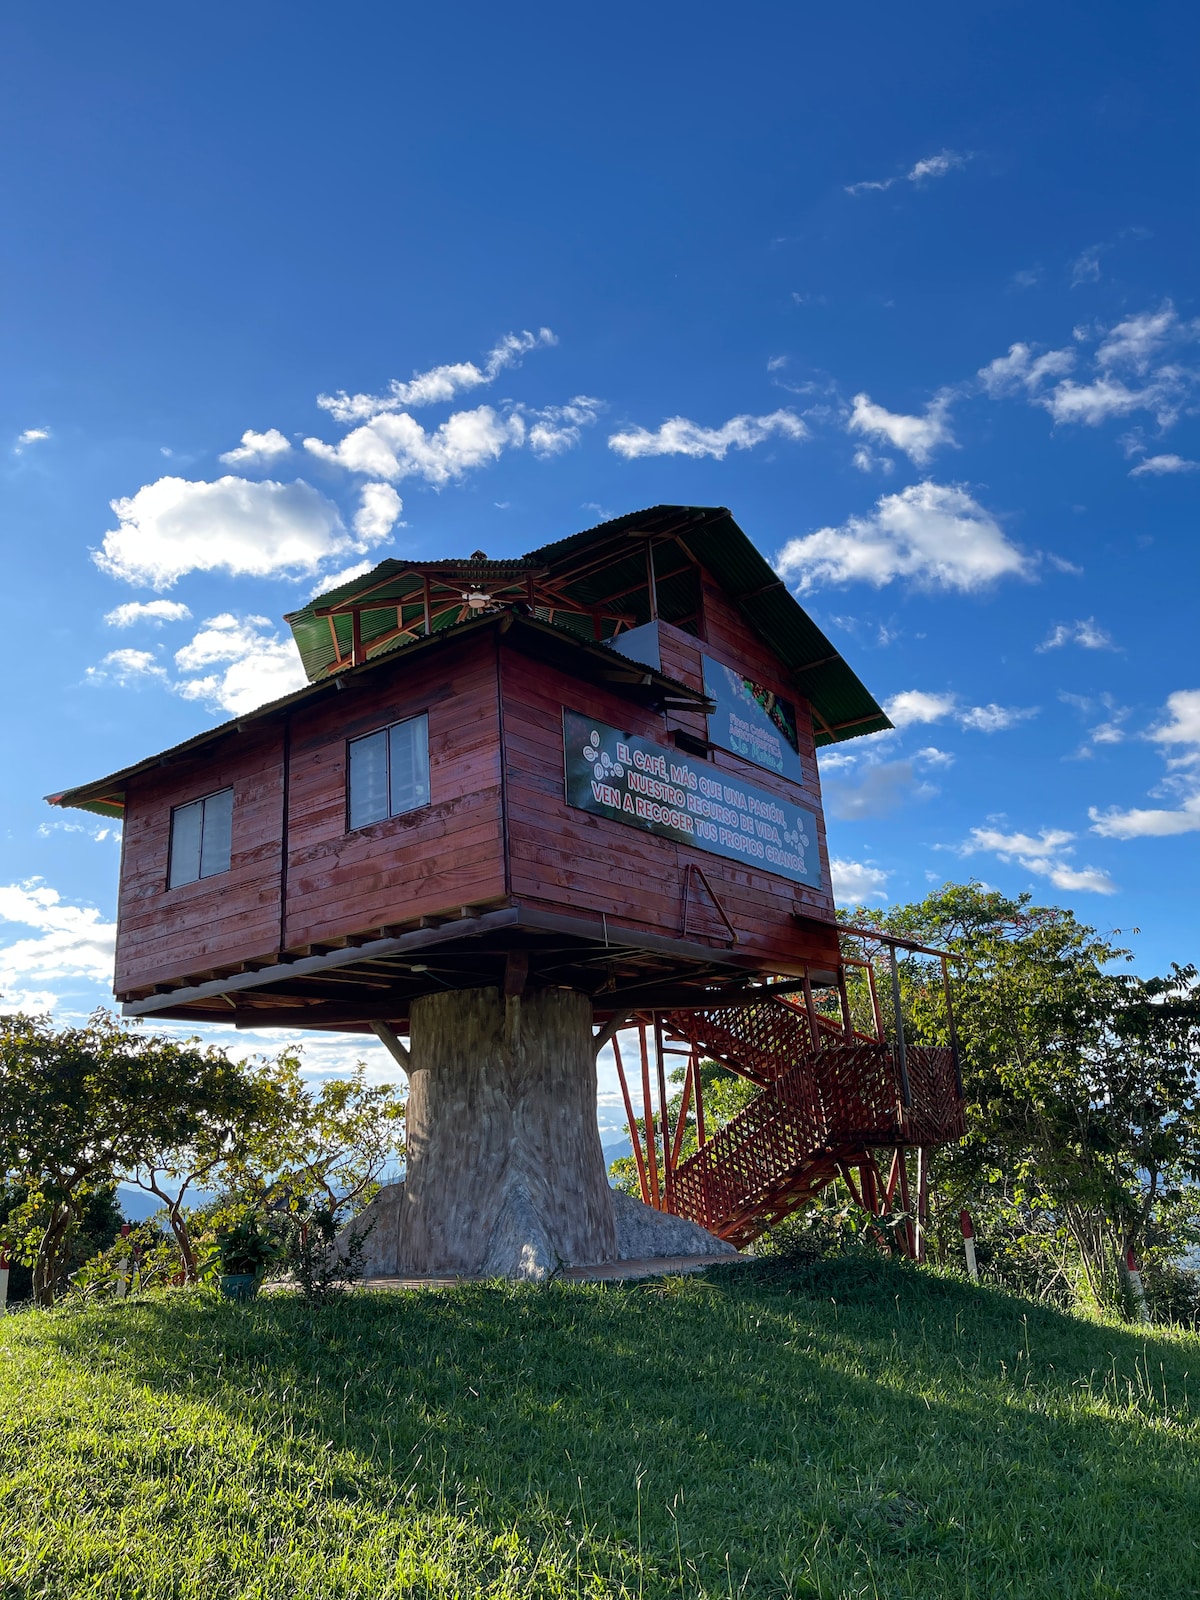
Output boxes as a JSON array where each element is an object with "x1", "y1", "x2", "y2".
[{"x1": 219, "y1": 1272, "x2": 260, "y2": 1301}]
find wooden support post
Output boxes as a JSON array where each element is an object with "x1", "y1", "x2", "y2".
[
  {"x1": 693, "y1": 1046, "x2": 707, "y2": 1149},
  {"x1": 801, "y1": 967, "x2": 821, "y2": 1051},
  {"x1": 837, "y1": 965, "x2": 854, "y2": 1039},
  {"x1": 897, "y1": 1149, "x2": 915, "y2": 1259},
  {"x1": 422, "y1": 576, "x2": 432, "y2": 636},
  {"x1": 639, "y1": 1023, "x2": 660, "y2": 1208},
  {"x1": 611, "y1": 1034, "x2": 650, "y2": 1205},
  {"x1": 370, "y1": 1020, "x2": 411, "y2": 1070},
  {"x1": 654, "y1": 1013, "x2": 673, "y2": 1209},
  {"x1": 866, "y1": 960, "x2": 886, "y2": 1044},
  {"x1": 670, "y1": 1055, "x2": 694, "y2": 1171},
  {"x1": 890, "y1": 952, "x2": 912, "y2": 1110},
  {"x1": 351, "y1": 606, "x2": 363, "y2": 667},
  {"x1": 940, "y1": 955, "x2": 964, "y2": 1096},
  {"x1": 915, "y1": 1146, "x2": 928, "y2": 1263},
  {"x1": 593, "y1": 1010, "x2": 633, "y2": 1060}
]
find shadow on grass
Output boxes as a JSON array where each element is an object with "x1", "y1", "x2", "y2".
[{"x1": 19, "y1": 1258, "x2": 1200, "y2": 1599}]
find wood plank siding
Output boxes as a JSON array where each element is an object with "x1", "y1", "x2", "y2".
[{"x1": 113, "y1": 589, "x2": 839, "y2": 998}]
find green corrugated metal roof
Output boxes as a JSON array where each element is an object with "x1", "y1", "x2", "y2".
[{"x1": 286, "y1": 505, "x2": 888, "y2": 746}]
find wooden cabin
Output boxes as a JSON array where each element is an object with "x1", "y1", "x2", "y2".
[{"x1": 49, "y1": 505, "x2": 891, "y2": 1034}]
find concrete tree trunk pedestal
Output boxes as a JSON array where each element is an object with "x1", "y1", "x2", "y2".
[{"x1": 362, "y1": 985, "x2": 620, "y2": 1279}]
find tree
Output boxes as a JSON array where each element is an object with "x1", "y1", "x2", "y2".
[
  {"x1": 850, "y1": 883, "x2": 1200, "y2": 1313},
  {"x1": 0, "y1": 1011, "x2": 260, "y2": 1305}
]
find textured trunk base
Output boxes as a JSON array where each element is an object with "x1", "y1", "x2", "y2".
[{"x1": 354, "y1": 985, "x2": 619, "y2": 1279}]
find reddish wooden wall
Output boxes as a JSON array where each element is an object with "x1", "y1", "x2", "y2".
[
  {"x1": 283, "y1": 632, "x2": 505, "y2": 949},
  {"x1": 116, "y1": 725, "x2": 285, "y2": 995},
  {"x1": 115, "y1": 634, "x2": 506, "y2": 995},
  {"x1": 114, "y1": 587, "x2": 842, "y2": 995},
  {"x1": 500, "y1": 609, "x2": 838, "y2": 977}
]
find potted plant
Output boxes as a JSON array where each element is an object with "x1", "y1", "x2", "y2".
[{"x1": 214, "y1": 1214, "x2": 279, "y2": 1301}]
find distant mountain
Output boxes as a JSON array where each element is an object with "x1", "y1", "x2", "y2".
[
  {"x1": 602, "y1": 1138, "x2": 633, "y2": 1185},
  {"x1": 116, "y1": 1184, "x2": 215, "y2": 1222}
]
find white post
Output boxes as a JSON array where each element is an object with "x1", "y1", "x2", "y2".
[
  {"x1": 0, "y1": 1252, "x2": 9, "y2": 1314},
  {"x1": 1125, "y1": 1246, "x2": 1149, "y2": 1321},
  {"x1": 960, "y1": 1209, "x2": 979, "y2": 1281}
]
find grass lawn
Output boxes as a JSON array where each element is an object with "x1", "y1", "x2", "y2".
[{"x1": 1, "y1": 1256, "x2": 1198, "y2": 1598}]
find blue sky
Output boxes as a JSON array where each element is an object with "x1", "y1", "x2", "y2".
[{"x1": 1, "y1": 2, "x2": 1197, "y2": 1132}]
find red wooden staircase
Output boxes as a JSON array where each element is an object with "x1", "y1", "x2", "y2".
[{"x1": 609, "y1": 941, "x2": 966, "y2": 1255}]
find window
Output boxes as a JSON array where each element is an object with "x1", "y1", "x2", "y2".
[
  {"x1": 168, "y1": 788, "x2": 233, "y2": 888},
  {"x1": 348, "y1": 713, "x2": 430, "y2": 830}
]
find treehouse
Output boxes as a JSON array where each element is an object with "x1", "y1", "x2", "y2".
[{"x1": 49, "y1": 505, "x2": 964, "y2": 1276}]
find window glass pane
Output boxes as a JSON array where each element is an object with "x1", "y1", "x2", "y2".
[
  {"x1": 389, "y1": 715, "x2": 430, "y2": 816},
  {"x1": 349, "y1": 729, "x2": 390, "y2": 829},
  {"x1": 169, "y1": 801, "x2": 203, "y2": 888},
  {"x1": 199, "y1": 788, "x2": 233, "y2": 879}
]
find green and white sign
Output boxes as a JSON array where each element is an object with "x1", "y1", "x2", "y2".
[
  {"x1": 563, "y1": 709, "x2": 822, "y2": 888},
  {"x1": 702, "y1": 655, "x2": 801, "y2": 781}
]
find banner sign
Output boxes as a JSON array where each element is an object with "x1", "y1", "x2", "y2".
[
  {"x1": 563, "y1": 710, "x2": 822, "y2": 888},
  {"x1": 702, "y1": 655, "x2": 801, "y2": 782}
]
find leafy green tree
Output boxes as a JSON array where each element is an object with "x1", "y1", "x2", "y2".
[
  {"x1": 0, "y1": 1011, "x2": 260, "y2": 1305},
  {"x1": 849, "y1": 883, "x2": 1200, "y2": 1313}
]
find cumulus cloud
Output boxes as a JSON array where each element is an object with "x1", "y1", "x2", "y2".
[
  {"x1": 608, "y1": 409, "x2": 807, "y2": 460},
  {"x1": 85, "y1": 649, "x2": 168, "y2": 687},
  {"x1": 1130, "y1": 453, "x2": 1199, "y2": 476},
  {"x1": 353, "y1": 482, "x2": 403, "y2": 543},
  {"x1": 174, "y1": 614, "x2": 309, "y2": 717},
  {"x1": 1088, "y1": 690, "x2": 1200, "y2": 839},
  {"x1": 0, "y1": 880, "x2": 117, "y2": 1003},
  {"x1": 830, "y1": 858, "x2": 889, "y2": 903},
  {"x1": 524, "y1": 396, "x2": 603, "y2": 457},
  {"x1": 305, "y1": 405, "x2": 522, "y2": 484},
  {"x1": 776, "y1": 482, "x2": 1031, "y2": 594},
  {"x1": 309, "y1": 560, "x2": 375, "y2": 598},
  {"x1": 959, "y1": 826, "x2": 1116, "y2": 894},
  {"x1": 317, "y1": 329, "x2": 557, "y2": 423},
  {"x1": 104, "y1": 600, "x2": 192, "y2": 628},
  {"x1": 982, "y1": 303, "x2": 1199, "y2": 431},
  {"x1": 14, "y1": 427, "x2": 50, "y2": 452},
  {"x1": 883, "y1": 688, "x2": 1037, "y2": 733},
  {"x1": 845, "y1": 149, "x2": 968, "y2": 195},
  {"x1": 1036, "y1": 618, "x2": 1116, "y2": 652},
  {"x1": 847, "y1": 392, "x2": 955, "y2": 466},
  {"x1": 978, "y1": 343, "x2": 1075, "y2": 398},
  {"x1": 219, "y1": 427, "x2": 293, "y2": 468},
  {"x1": 93, "y1": 475, "x2": 354, "y2": 589}
]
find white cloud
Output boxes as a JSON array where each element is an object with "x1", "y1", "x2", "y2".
[
  {"x1": 14, "y1": 427, "x2": 50, "y2": 452},
  {"x1": 219, "y1": 427, "x2": 293, "y2": 468},
  {"x1": 317, "y1": 329, "x2": 557, "y2": 423},
  {"x1": 1150, "y1": 688, "x2": 1200, "y2": 758},
  {"x1": 1036, "y1": 618, "x2": 1116, "y2": 652},
  {"x1": 353, "y1": 482, "x2": 403, "y2": 543},
  {"x1": 95, "y1": 476, "x2": 353, "y2": 589},
  {"x1": 1130, "y1": 453, "x2": 1199, "y2": 476},
  {"x1": 978, "y1": 342, "x2": 1075, "y2": 397},
  {"x1": 914, "y1": 746, "x2": 955, "y2": 768},
  {"x1": 884, "y1": 690, "x2": 958, "y2": 728},
  {"x1": 1070, "y1": 244, "x2": 1106, "y2": 287},
  {"x1": 830, "y1": 858, "x2": 889, "y2": 903},
  {"x1": 305, "y1": 405, "x2": 522, "y2": 484},
  {"x1": 776, "y1": 481, "x2": 1030, "y2": 593},
  {"x1": 956, "y1": 703, "x2": 1039, "y2": 733},
  {"x1": 1095, "y1": 304, "x2": 1186, "y2": 373},
  {"x1": 608, "y1": 409, "x2": 807, "y2": 460},
  {"x1": 0, "y1": 880, "x2": 117, "y2": 1002},
  {"x1": 1089, "y1": 797, "x2": 1200, "y2": 839},
  {"x1": 103, "y1": 599, "x2": 192, "y2": 628},
  {"x1": 1041, "y1": 374, "x2": 1183, "y2": 428},
  {"x1": 883, "y1": 687, "x2": 1036, "y2": 733},
  {"x1": 1088, "y1": 691, "x2": 1200, "y2": 839},
  {"x1": 845, "y1": 149, "x2": 967, "y2": 195},
  {"x1": 85, "y1": 648, "x2": 168, "y2": 687},
  {"x1": 847, "y1": 391, "x2": 955, "y2": 466},
  {"x1": 174, "y1": 614, "x2": 308, "y2": 717},
  {"x1": 959, "y1": 826, "x2": 1116, "y2": 894},
  {"x1": 309, "y1": 560, "x2": 375, "y2": 598},
  {"x1": 524, "y1": 396, "x2": 603, "y2": 457},
  {"x1": 851, "y1": 445, "x2": 894, "y2": 474}
]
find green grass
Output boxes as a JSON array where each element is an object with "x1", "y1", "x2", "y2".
[{"x1": 2, "y1": 1259, "x2": 1199, "y2": 1598}]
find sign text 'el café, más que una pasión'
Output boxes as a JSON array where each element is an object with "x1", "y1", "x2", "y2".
[{"x1": 562, "y1": 710, "x2": 821, "y2": 889}]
